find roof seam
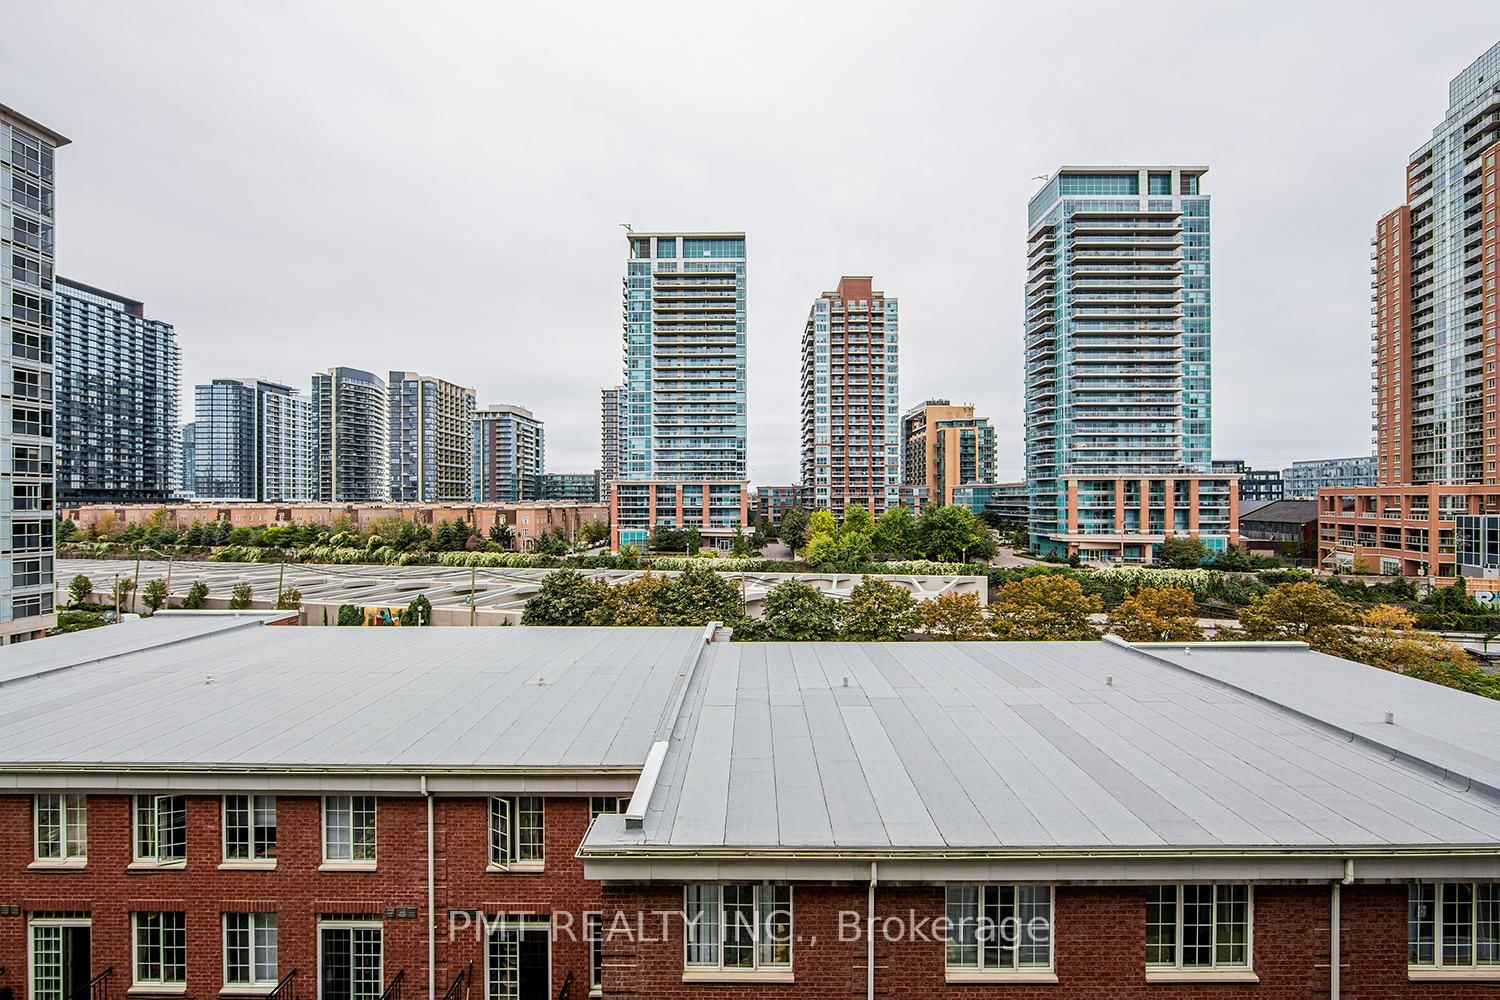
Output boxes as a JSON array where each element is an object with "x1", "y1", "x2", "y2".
[{"x1": 0, "y1": 617, "x2": 269, "y2": 691}]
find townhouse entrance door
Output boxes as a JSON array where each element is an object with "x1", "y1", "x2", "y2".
[
  {"x1": 487, "y1": 923, "x2": 548, "y2": 1000},
  {"x1": 30, "y1": 917, "x2": 91, "y2": 1000}
]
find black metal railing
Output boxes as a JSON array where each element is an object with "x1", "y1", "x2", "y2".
[
  {"x1": 69, "y1": 967, "x2": 111, "y2": 1000},
  {"x1": 264, "y1": 969, "x2": 298, "y2": 1000},
  {"x1": 378, "y1": 970, "x2": 404, "y2": 1000},
  {"x1": 555, "y1": 969, "x2": 573, "y2": 1000},
  {"x1": 440, "y1": 963, "x2": 471, "y2": 1000}
]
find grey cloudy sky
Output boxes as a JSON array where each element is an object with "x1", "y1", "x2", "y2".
[{"x1": 7, "y1": 1, "x2": 1500, "y2": 484}]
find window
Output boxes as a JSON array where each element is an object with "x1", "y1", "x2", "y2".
[
  {"x1": 589, "y1": 796, "x2": 627, "y2": 819},
  {"x1": 489, "y1": 796, "x2": 544, "y2": 869},
  {"x1": 224, "y1": 913, "x2": 278, "y2": 987},
  {"x1": 944, "y1": 885, "x2": 1052, "y2": 974},
  {"x1": 323, "y1": 796, "x2": 376, "y2": 863},
  {"x1": 134, "y1": 795, "x2": 186, "y2": 864},
  {"x1": 1146, "y1": 884, "x2": 1250, "y2": 971},
  {"x1": 34, "y1": 794, "x2": 86, "y2": 861},
  {"x1": 587, "y1": 914, "x2": 603, "y2": 993},
  {"x1": 224, "y1": 795, "x2": 277, "y2": 862},
  {"x1": 683, "y1": 883, "x2": 792, "y2": 973},
  {"x1": 133, "y1": 912, "x2": 187, "y2": 987},
  {"x1": 318, "y1": 920, "x2": 382, "y2": 1000},
  {"x1": 1409, "y1": 882, "x2": 1500, "y2": 969}
]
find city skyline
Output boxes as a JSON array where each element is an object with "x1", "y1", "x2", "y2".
[{"x1": 9, "y1": 4, "x2": 1500, "y2": 485}]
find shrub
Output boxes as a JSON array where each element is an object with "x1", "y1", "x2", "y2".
[
  {"x1": 181, "y1": 580, "x2": 210, "y2": 610},
  {"x1": 276, "y1": 587, "x2": 302, "y2": 611},
  {"x1": 228, "y1": 583, "x2": 253, "y2": 610},
  {"x1": 337, "y1": 604, "x2": 364, "y2": 627}
]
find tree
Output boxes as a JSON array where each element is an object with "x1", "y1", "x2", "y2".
[
  {"x1": 778, "y1": 507, "x2": 811, "y2": 559},
  {"x1": 228, "y1": 582, "x2": 253, "y2": 610},
  {"x1": 917, "y1": 505, "x2": 995, "y2": 562},
  {"x1": 111, "y1": 577, "x2": 135, "y2": 610},
  {"x1": 920, "y1": 592, "x2": 993, "y2": 640},
  {"x1": 841, "y1": 504, "x2": 873, "y2": 538},
  {"x1": 1350, "y1": 604, "x2": 1500, "y2": 698},
  {"x1": 740, "y1": 580, "x2": 840, "y2": 641},
  {"x1": 141, "y1": 579, "x2": 169, "y2": 615},
  {"x1": 870, "y1": 506, "x2": 918, "y2": 560},
  {"x1": 434, "y1": 519, "x2": 456, "y2": 551},
  {"x1": 683, "y1": 525, "x2": 702, "y2": 553},
  {"x1": 804, "y1": 531, "x2": 872, "y2": 573},
  {"x1": 838, "y1": 576, "x2": 921, "y2": 641},
  {"x1": 655, "y1": 563, "x2": 745, "y2": 625},
  {"x1": 57, "y1": 517, "x2": 77, "y2": 544},
  {"x1": 587, "y1": 572, "x2": 670, "y2": 627},
  {"x1": 276, "y1": 587, "x2": 302, "y2": 611},
  {"x1": 730, "y1": 528, "x2": 751, "y2": 558},
  {"x1": 576, "y1": 519, "x2": 608, "y2": 549},
  {"x1": 1008, "y1": 526, "x2": 1030, "y2": 550},
  {"x1": 401, "y1": 594, "x2": 432, "y2": 625},
  {"x1": 68, "y1": 574, "x2": 93, "y2": 607},
  {"x1": 521, "y1": 569, "x2": 609, "y2": 625},
  {"x1": 649, "y1": 526, "x2": 685, "y2": 553},
  {"x1": 1161, "y1": 536, "x2": 1209, "y2": 569},
  {"x1": 1107, "y1": 586, "x2": 1204, "y2": 642},
  {"x1": 181, "y1": 580, "x2": 209, "y2": 610},
  {"x1": 808, "y1": 509, "x2": 838, "y2": 540},
  {"x1": 989, "y1": 575, "x2": 1101, "y2": 641},
  {"x1": 1237, "y1": 582, "x2": 1356, "y2": 652},
  {"x1": 337, "y1": 604, "x2": 364, "y2": 626}
]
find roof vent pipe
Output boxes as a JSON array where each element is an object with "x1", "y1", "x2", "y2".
[{"x1": 1384, "y1": 711, "x2": 1394, "y2": 725}]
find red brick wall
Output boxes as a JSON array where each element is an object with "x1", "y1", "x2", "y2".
[
  {"x1": 0, "y1": 793, "x2": 602, "y2": 999},
  {"x1": 600, "y1": 882, "x2": 1499, "y2": 998}
]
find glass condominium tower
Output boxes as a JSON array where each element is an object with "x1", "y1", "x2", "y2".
[
  {"x1": 1025, "y1": 166, "x2": 1234, "y2": 561},
  {"x1": 312, "y1": 367, "x2": 390, "y2": 502},
  {"x1": 193, "y1": 378, "x2": 314, "y2": 501},
  {"x1": 613, "y1": 231, "x2": 748, "y2": 549},
  {"x1": 388, "y1": 371, "x2": 475, "y2": 502}
]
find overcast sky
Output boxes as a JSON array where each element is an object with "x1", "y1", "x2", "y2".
[{"x1": 7, "y1": 1, "x2": 1500, "y2": 484}]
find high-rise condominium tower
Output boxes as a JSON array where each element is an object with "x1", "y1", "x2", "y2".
[
  {"x1": 180, "y1": 423, "x2": 196, "y2": 496},
  {"x1": 312, "y1": 367, "x2": 389, "y2": 502},
  {"x1": 900, "y1": 400, "x2": 997, "y2": 507},
  {"x1": 799, "y1": 276, "x2": 900, "y2": 518},
  {"x1": 388, "y1": 371, "x2": 475, "y2": 502},
  {"x1": 1025, "y1": 165, "x2": 1237, "y2": 562},
  {"x1": 599, "y1": 385, "x2": 625, "y2": 492},
  {"x1": 473, "y1": 404, "x2": 544, "y2": 503},
  {"x1": 54, "y1": 278, "x2": 180, "y2": 503},
  {"x1": 0, "y1": 104, "x2": 66, "y2": 644},
  {"x1": 612, "y1": 231, "x2": 748, "y2": 550},
  {"x1": 194, "y1": 378, "x2": 314, "y2": 501}
]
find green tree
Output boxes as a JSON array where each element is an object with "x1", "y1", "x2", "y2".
[
  {"x1": 337, "y1": 604, "x2": 364, "y2": 626},
  {"x1": 434, "y1": 519, "x2": 456, "y2": 551},
  {"x1": 489, "y1": 519, "x2": 516, "y2": 549},
  {"x1": 838, "y1": 576, "x2": 921, "y2": 641},
  {"x1": 587, "y1": 572, "x2": 670, "y2": 626},
  {"x1": 1161, "y1": 536, "x2": 1209, "y2": 569},
  {"x1": 576, "y1": 519, "x2": 608, "y2": 549},
  {"x1": 57, "y1": 517, "x2": 77, "y2": 544},
  {"x1": 841, "y1": 504, "x2": 873, "y2": 538},
  {"x1": 917, "y1": 505, "x2": 993, "y2": 562},
  {"x1": 870, "y1": 506, "x2": 918, "y2": 560},
  {"x1": 276, "y1": 587, "x2": 302, "y2": 611},
  {"x1": 228, "y1": 582, "x2": 253, "y2": 610},
  {"x1": 1107, "y1": 586, "x2": 1204, "y2": 642},
  {"x1": 804, "y1": 531, "x2": 872, "y2": 572},
  {"x1": 730, "y1": 528, "x2": 751, "y2": 558},
  {"x1": 401, "y1": 594, "x2": 432, "y2": 625},
  {"x1": 739, "y1": 580, "x2": 840, "y2": 641},
  {"x1": 67, "y1": 573, "x2": 93, "y2": 607},
  {"x1": 141, "y1": 579, "x2": 169, "y2": 614},
  {"x1": 989, "y1": 575, "x2": 1101, "y2": 641},
  {"x1": 112, "y1": 577, "x2": 136, "y2": 610},
  {"x1": 920, "y1": 592, "x2": 993, "y2": 640},
  {"x1": 521, "y1": 569, "x2": 610, "y2": 625},
  {"x1": 1237, "y1": 582, "x2": 1356, "y2": 652},
  {"x1": 181, "y1": 580, "x2": 209, "y2": 610},
  {"x1": 1350, "y1": 604, "x2": 1500, "y2": 698},
  {"x1": 180, "y1": 523, "x2": 205, "y2": 547},
  {"x1": 655, "y1": 563, "x2": 745, "y2": 625},
  {"x1": 808, "y1": 509, "x2": 838, "y2": 540},
  {"x1": 778, "y1": 507, "x2": 811, "y2": 559}
]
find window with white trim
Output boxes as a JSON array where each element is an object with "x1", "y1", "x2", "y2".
[
  {"x1": 224, "y1": 795, "x2": 277, "y2": 861},
  {"x1": 1146, "y1": 884, "x2": 1250, "y2": 970},
  {"x1": 944, "y1": 885, "x2": 1052, "y2": 972},
  {"x1": 133, "y1": 795, "x2": 185, "y2": 863},
  {"x1": 133, "y1": 912, "x2": 186, "y2": 986},
  {"x1": 589, "y1": 796, "x2": 628, "y2": 819},
  {"x1": 683, "y1": 883, "x2": 792, "y2": 972},
  {"x1": 224, "y1": 913, "x2": 278, "y2": 987},
  {"x1": 34, "y1": 794, "x2": 86, "y2": 861},
  {"x1": 586, "y1": 913, "x2": 603, "y2": 993},
  {"x1": 323, "y1": 796, "x2": 376, "y2": 863},
  {"x1": 489, "y1": 797, "x2": 543, "y2": 869},
  {"x1": 1409, "y1": 882, "x2": 1500, "y2": 968},
  {"x1": 318, "y1": 919, "x2": 382, "y2": 1000}
]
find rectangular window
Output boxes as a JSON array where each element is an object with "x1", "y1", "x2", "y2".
[
  {"x1": 224, "y1": 795, "x2": 277, "y2": 862},
  {"x1": 489, "y1": 796, "x2": 544, "y2": 869},
  {"x1": 1146, "y1": 884, "x2": 1250, "y2": 970},
  {"x1": 134, "y1": 912, "x2": 187, "y2": 986},
  {"x1": 323, "y1": 796, "x2": 376, "y2": 863},
  {"x1": 587, "y1": 914, "x2": 603, "y2": 993},
  {"x1": 589, "y1": 796, "x2": 627, "y2": 819},
  {"x1": 224, "y1": 913, "x2": 278, "y2": 987},
  {"x1": 683, "y1": 883, "x2": 792, "y2": 972},
  {"x1": 318, "y1": 920, "x2": 383, "y2": 1000},
  {"x1": 34, "y1": 794, "x2": 86, "y2": 861},
  {"x1": 1409, "y1": 882, "x2": 1500, "y2": 969},
  {"x1": 133, "y1": 795, "x2": 186, "y2": 863},
  {"x1": 944, "y1": 884, "x2": 1053, "y2": 973}
]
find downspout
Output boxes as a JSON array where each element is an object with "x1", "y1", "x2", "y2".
[
  {"x1": 1332, "y1": 858, "x2": 1353, "y2": 1000},
  {"x1": 867, "y1": 861, "x2": 877, "y2": 1000},
  {"x1": 424, "y1": 775, "x2": 436, "y2": 1000}
]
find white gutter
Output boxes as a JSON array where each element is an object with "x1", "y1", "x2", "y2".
[
  {"x1": 1329, "y1": 880, "x2": 1340, "y2": 1000},
  {"x1": 624, "y1": 741, "x2": 669, "y2": 831},
  {"x1": 423, "y1": 775, "x2": 436, "y2": 1000}
]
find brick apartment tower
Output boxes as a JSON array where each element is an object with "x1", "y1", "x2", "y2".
[{"x1": 799, "y1": 276, "x2": 900, "y2": 518}]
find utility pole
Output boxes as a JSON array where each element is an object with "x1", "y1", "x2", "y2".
[
  {"x1": 113, "y1": 572, "x2": 120, "y2": 620},
  {"x1": 164, "y1": 552, "x2": 175, "y2": 606},
  {"x1": 276, "y1": 562, "x2": 286, "y2": 609},
  {"x1": 470, "y1": 565, "x2": 477, "y2": 627},
  {"x1": 131, "y1": 550, "x2": 143, "y2": 614}
]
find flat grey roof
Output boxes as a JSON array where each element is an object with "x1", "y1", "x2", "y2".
[
  {"x1": 0, "y1": 620, "x2": 704, "y2": 772},
  {"x1": 585, "y1": 641, "x2": 1500, "y2": 854}
]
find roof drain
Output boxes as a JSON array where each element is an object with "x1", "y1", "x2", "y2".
[{"x1": 867, "y1": 861, "x2": 877, "y2": 1000}]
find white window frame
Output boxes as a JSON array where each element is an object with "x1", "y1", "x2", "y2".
[
  {"x1": 488, "y1": 796, "x2": 544, "y2": 871},
  {"x1": 33, "y1": 793, "x2": 87, "y2": 864},
  {"x1": 1408, "y1": 881, "x2": 1500, "y2": 973},
  {"x1": 322, "y1": 796, "x2": 376, "y2": 866},
  {"x1": 586, "y1": 913, "x2": 602, "y2": 995},
  {"x1": 1146, "y1": 883, "x2": 1253, "y2": 974},
  {"x1": 223, "y1": 912, "x2": 279, "y2": 988},
  {"x1": 943, "y1": 884, "x2": 1054, "y2": 980},
  {"x1": 132, "y1": 912, "x2": 187, "y2": 987},
  {"x1": 223, "y1": 795, "x2": 278, "y2": 865},
  {"x1": 316, "y1": 919, "x2": 383, "y2": 1000},
  {"x1": 132, "y1": 795, "x2": 186, "y2": 865},
  {"x1": 484, "y1": 918, "x2": 551, "y2": 1000},
  {"x1": 588, "y1": 796, "x2": 628, "y2": 819},
  {"x1": 682, "y1": 883, "x2": 793, "y2": 979},
  {"x1": 29, "y1": 913, "x2": 91, "y2": 1000}
]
